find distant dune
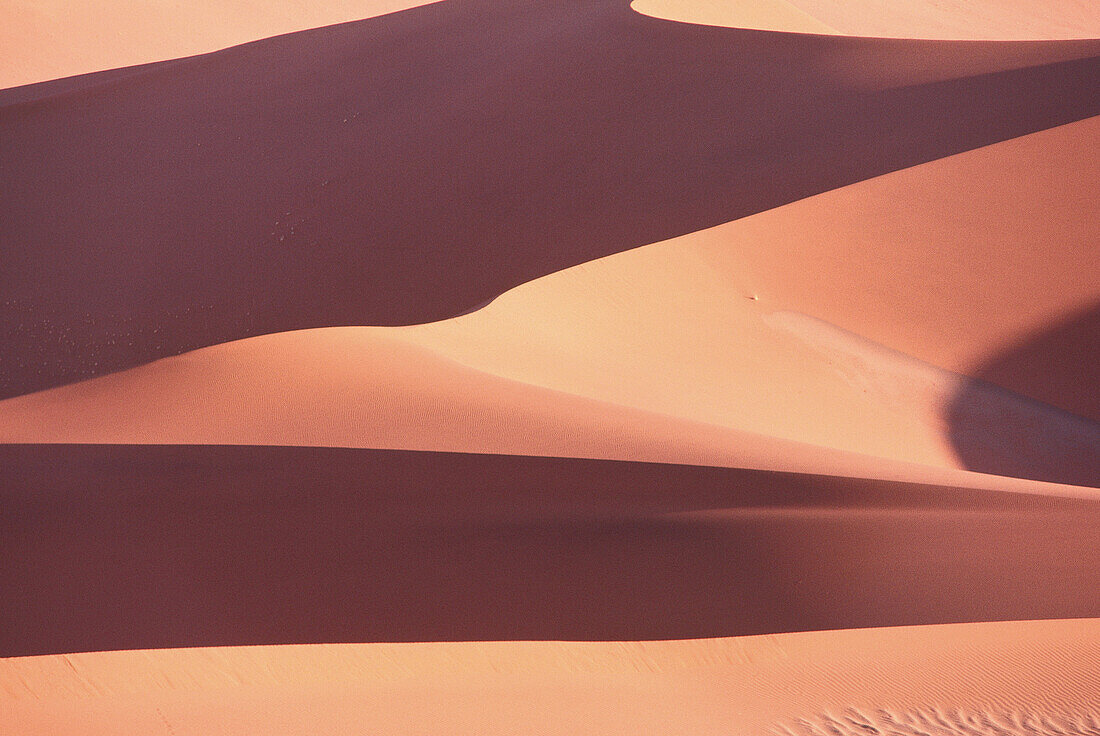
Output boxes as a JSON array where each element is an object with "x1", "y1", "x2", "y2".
[
  {"x1": 0, "y1": 0, "x2": 441, "y2": 90},
  {"x1": 634, "y1": 0, "x2": 1100, "y2": 40}
]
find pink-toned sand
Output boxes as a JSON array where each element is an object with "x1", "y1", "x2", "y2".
[
  {"x1": 634, "y1": 0, "x2": 1100, "y2": 40},
  {"x1": 2, "y1": 0, "x2": 1099, "y2": 733},
  {"x1": 0, "y1": 0, "x2": 440, "y2": 89},
  {"x1": 2, "y1": 117, "x2": 1095, "y2": 486},
  {"x1": 4, "y1": 619, "x2": 1099, "y2": 735}
]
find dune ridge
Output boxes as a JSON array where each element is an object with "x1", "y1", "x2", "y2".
[
  {"x1": 5, "y1": 116, "x2": 1095, "y2": 486},
  {"x1": 3, "y1": 0, "x2": 1099, "y2": 733},
  {"x1": 4, "y1": 0, "x2": 1100, "y2": 399},
  {"x1": 0, "y1": 0, "x2": 442, "y2": 90}
]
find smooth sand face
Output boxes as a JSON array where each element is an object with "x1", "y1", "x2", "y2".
[
  {"x1": 4, "y1": 118, "x2": 1094, "y2": 486},
  {"x1": 634, "y1": 0, "x2": 1100, "y2": 40},
  {"x1": 0, "y1": 0, "x2": 442, "y2": 89},
  {"x1": 4, "y1": 619, "x2": 1099, "y2": 735},
  {"x1": 5, "y1": 2, "x2": 1099, "y2": 402},
  {"x1": 2, "y1": 0, "x2": 1099, "y2": 732},
  {"x1": 5, "y1": 444, "x2": 1100, "y2": 654}
]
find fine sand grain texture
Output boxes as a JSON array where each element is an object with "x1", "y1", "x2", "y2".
[{"x1": 2, "y1": 619, "x2": 1099, "y2": 734}]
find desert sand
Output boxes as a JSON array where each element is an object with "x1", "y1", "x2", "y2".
[
  {"x1": 4, "y1": 619, "x2": 1100, "y2": 735},
  {"x1": 2, "y1": 118, "x2": 1097, "y2": 486},
  {"x1": 2, "y1": 0, "x2": 1099, "y2": 733},
  {"x1": 0, "y1": 0, "x2": 441, "y2": 90},
  {"x1": 634, "y1": 0, "x2": 1100, "y2": 40}
]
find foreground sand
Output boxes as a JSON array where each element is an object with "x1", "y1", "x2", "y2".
[{"x1": 4, "y1": 619, "x2": 1099, "y2": 735}]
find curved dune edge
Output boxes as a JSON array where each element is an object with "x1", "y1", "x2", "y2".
[
  {"x1": 2, "y1": 327, "x2": 1094, "y2": 499},
  {"x1": 632, "y1": 0, "x2": 1100, "y2": 40},
  {"x1": 0, "y1": 0, "x2": 443, "y2": 90},
  {"x1": 399, "y1": 115, "x2": 1100, "y2": 421},
  {"x1": 1, "y1": 118, "x2": 1097, "y2": 488},
  {"x1": 3, "y1": 619, "x2": 1099, "y2": 734}
]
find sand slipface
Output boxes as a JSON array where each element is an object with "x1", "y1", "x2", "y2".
[
  {"x1": 2, "y1": 119, "x2": 1097, "y2": 486},
  {"x1": 3, "y1": 1, "x2": 1100, "y2": 400},
  {"x1": 2, "y1": 0, "x2": 1100, "y2": 733}
]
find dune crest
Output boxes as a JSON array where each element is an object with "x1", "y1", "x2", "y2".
[
  {"x1": 2, "y1": 118, "x2": 1097, "y2": 486},
  {"x1": 2, "y1": 1, "x2": 1099, "y2": 734},
  {"x1": 633, "y1": 0, "x2": 1100, "y2": 40},
  {"x1": 0, "y1": 0, "x2": 442, "y2": 90}
]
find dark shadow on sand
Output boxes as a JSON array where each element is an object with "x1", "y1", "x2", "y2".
[
  {"x1": 946, "y1": 302, "x2": 1100, "y2": 487},
  {"x1": 2, "y1": 0, "x2": 1100, "y2": 397},
  {"x1": 3, "y1": 444, "x2": 1100, "y2": 656}
]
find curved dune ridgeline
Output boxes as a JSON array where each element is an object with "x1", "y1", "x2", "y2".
[
  {"x1": 0, "y1": 0, "x2": 444, "y2": 91},
  {"x1": 2, "y1": 1, "x2": 1099, "y2": 733},
  {"x1": 2, "y1": 0, "x2": 1100, "y2": 398},
  {"x1": 4, "y1": 118, "x2": 1095, "y2": 486}
]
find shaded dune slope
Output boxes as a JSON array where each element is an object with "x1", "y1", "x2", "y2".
[
  {"x1": 3, "y1": 444, "x2": 1100, "y2": 657},
  {"x1": 3, "y1": 0, "x2": 1100, "y2": 398},
  {"x1": 5, "y1": 119, "x2": 1095, "y2": 485},
  {"x1": 3, "y1": 323, "x2": 1096, "y2": 489},
  {"x1": 4, "y1": 619, "x2": 1099, "y2": 735}
]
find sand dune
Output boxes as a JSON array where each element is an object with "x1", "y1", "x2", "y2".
[
  {"x1": 4, "y1": 118, "x2": 1096, "y2": 486},
  {"x1": 2, "y1": 321, "x2": 1096, "y2": 490},
  {"x1": 3, "y1": 0, "x2": 1099, "y2": 399},
  {"x1": 634, "y1": 0, "x2": 1100, "y2": 40},
  {"x1": 3, "y1": 617, "x2": 1098, "y2": 734},
  {"x1": 3, "y1": 0, "x2": 1099, "y2": 733},
  {"x1": 0, "y1": 0, "x2": 440, "y2": 90},
  {"x1": 3, "y1": 444, "x2": 1099, "y2": 656}
]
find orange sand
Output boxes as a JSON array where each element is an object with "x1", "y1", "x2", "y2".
[
  {"x1": 0, "y1": 0, "x2": 441, "y2": 89},
  {"x1": 2, "y1": 0, "x2": 1099, "y2": 733},
  {"x1": 4, "y1": 619, "x2": 1099, "y2": 735},
  {"x1": 634, "y1": 0, "x2": 1100, "y2": 40},
  {"x1": 2, "y1": 117, "x2": 1095, "y2": 486}
]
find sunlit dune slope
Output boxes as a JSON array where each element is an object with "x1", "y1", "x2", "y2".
[
  {"x1": 3, "y1": 619, "x2": 1099, "y2": 735},
  {"x1": 5, "y1": 118, "x2": 1095, "y2": 485},
  {"x1": 0, "y1": 0, "x2": 441, "y2": 90},
  {"x1": 3, "y1": 444, "x2": 1100, "y2": 656},
  {"x1": 3, "y1": 0, "x2": 1099, "y2": 399},
  {"x1": 634, "y1": 0, "x2": 1100, "y2": 40},
  {"x1": 396, "y1": 116, "x2": 1100, "y2": 484}
]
